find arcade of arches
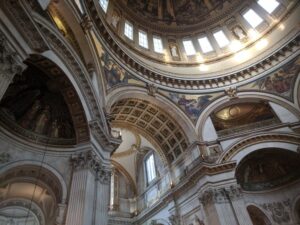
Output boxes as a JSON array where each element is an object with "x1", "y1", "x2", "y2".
[{"x1": 0, "y1": 0, "x2": 300, "y2": 225}]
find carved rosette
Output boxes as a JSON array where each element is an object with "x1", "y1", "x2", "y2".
[
  {"x1": 199, "y1": 185, "x2": 242, "y2": 206},
  {"x1": 70, "y1": 151, "x2": 112, "y2": 184}
]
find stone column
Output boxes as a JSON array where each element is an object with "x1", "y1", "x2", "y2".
[
  {"x1": 199, "y1": 185, "x2": 252, "y2": 225},
  {"x1": 65, "y1": 151, "x2": 111, "y2": 225},
  {"x1": 94, "y1": 167, "x2": 111, "y2": 225},
  {"x1": 0, "y1": 32, "x2": 24, "y2": 102}
]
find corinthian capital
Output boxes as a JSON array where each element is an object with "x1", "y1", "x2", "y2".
[{"x1": 70, "y1": 151, "x2": 111, "y2": 184}]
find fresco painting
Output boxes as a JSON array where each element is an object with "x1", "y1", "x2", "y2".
[
  {"x1": 162, "y1": 92, "x2": 215, "y2": 122},
  {"x1": 252, "y1": 56, "x2": 300, "y2": 98},
  {"x1": 100, "y1": 51, "x2": 143, "y2": 89}
]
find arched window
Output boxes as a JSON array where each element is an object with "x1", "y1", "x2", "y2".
[{"x1": 145, "y1": 153, "x2": 157, "y2": 184}]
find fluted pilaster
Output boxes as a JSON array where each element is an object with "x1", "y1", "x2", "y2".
[{"x1": 65, "y1": 151, "x2": 112, "y2": 225}]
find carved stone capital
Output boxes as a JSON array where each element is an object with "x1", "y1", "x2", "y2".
[
  {"x1": 70, "y1": 151, "x2": 112, "y2": 184},
  {"x1": 199, "y1": 185, "x2": 242, "y2": 205}
]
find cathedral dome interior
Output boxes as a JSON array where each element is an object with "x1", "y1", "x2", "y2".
[{"x1": 0, "y1": 0, "x2": 299, "y2": 225}]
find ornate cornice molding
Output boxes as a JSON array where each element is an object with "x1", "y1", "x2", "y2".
[
  {"x1": 199, "y1": 185, "x2": 242, "y2": 206},
  {"x1": 220, "y1": 133, "x2": 300, "y2": 163},
  {"x1": 70, "y1": 150, "x2": 112, "y2": 184},
  {"x1": 86, "y1": 0, "x2": 300, "y2": 92}
]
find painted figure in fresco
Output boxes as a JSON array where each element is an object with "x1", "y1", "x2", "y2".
[
  {"x1": 256, "y1": 56, "x2": 300, "y2": 96},
  {"x1": 34, "y1": 105, "x2": 51, "y2": 134},
  {"x1": 169, "y1": 93, "x2": 211, "y2": 120},
  {"x1": 19, "y1": 99, "x2": 42, "y2": 129},
  {"x1": 102, "y1": 54, "x2": 132, "y2": 88}
]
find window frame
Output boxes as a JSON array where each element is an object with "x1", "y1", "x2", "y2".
[
  {"x1": 144, "y1": 153, "x2": 157, "y2": 185},
  {"x1": 257, "y1": 0, "x2": 280, "y2": 14},
  {"x1": 138, "y1": 30, "x2": 149, "y2": 49},
  {"x1": 242, "y1": 8, "x2": 264, "y2": 29},
  {"x1": 213, "y1": 30, "x2": 230, "y2": 48},
  {"x1": 198, "y1": 36, "x2": 214, "y2": 53},
  {"x1": 153, "y1": 36, "x2": 164, "y2": 54},
  {"x1": 182, "y1": 39, "x2": 196, "y2": 56},
  {"x1": 124, "y1": 21, "x2": 134, "y2": 40}
]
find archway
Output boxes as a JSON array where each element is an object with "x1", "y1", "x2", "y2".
[
  {"x1": 236, "y1": 148, "x2": 300, "y2": 191},
  {"x1": 247, "y1": 205, "x2": 271, "y2": 225},
  {"x1": 0, "y1": 55, "x2": 89, "y2": 146}
]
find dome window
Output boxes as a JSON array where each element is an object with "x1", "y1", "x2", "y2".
[
  {"x1": 213, "y1": 30, "x2": 230, "y2": 48},
  {"x1": 258, "y1": 0, "x2": 279, "y2": 14},
  {"x1": 243, "y1": 9, "x2": 263, "y2": 28},
  {"x1": 183, "y1": 40, "x2": 196, "y2": 56},
  {"x1": 198, "y1": 37, "x2": 214, "y2": 53},
  {"x1": 153, "y1": 36, "x2": 164, "y2": 53},
  {"x1": 124, "y1": 21, "x2": 133, "y2": 40},
  {"x1": 99, "y1": 0, "x2": 109, "y2": 12},
  {"x1": 139, "y1": 30, "x2": 149, "y2": 49}
]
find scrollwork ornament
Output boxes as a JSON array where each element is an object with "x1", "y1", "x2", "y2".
[{"x1": 261, "y1": 200, "x2": 291, "y2": 224}]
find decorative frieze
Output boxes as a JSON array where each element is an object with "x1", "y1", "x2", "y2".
[
  {"x1": 199, "y1": 185, "x2": 242, "y2": 206},
  {"x1": 261, "y1": 199, "x2": 291, "y2": 224},
  {"x1": 70, "y1": 151, "x2": 112, "y2": 184}
]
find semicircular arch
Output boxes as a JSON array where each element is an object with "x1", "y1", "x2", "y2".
[{"x1": 196, "y1": 91, "x2": 300, "y2": 141}]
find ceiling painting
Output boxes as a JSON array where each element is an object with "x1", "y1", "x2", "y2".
[
  {"x1": 160, "y1": 91, "x2": 220, "y2": 123},
  {"x1": 100, "y1": 51, "x2": 144, "y2": 90},
  {"x1": 241, "y1": 55, "x2": 300, "y2": 100}
]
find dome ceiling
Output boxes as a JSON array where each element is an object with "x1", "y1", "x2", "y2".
[{"x1": 119, "y1": 0, "x2": 242, "y2": 31}]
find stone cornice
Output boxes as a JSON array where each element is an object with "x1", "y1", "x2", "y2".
[{"x1": 85, "y1": 0, "x2": 300, "y2": 92}]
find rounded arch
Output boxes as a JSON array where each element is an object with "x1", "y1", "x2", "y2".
[
  {"x1": 246, "y1": 204, "x2": 272, "y2": 225},
  {"x1": 106, "y1": 86, "x2": 197, "y2": 142},
  {"x1": 0, "y1": 160, "x2": 68, "y2": 203},
  {"x1": 235, "y1": 148, "x2": 300, "y2": 191},
  {"x1": 218, "y1": 133, "x2": 300, "y2": 163},
  {"x1": 196, "y1": 91, "x2": 300, "y2": 141},
  {"x1": 46, "y1": 0, "x2": 94, "y2": 66},
  {"x1": 111, "y1": 160, "x2": 137, "y2": 195},
  {"x1": 0, "y1": 198, "x2": 46, "y2": 225},
  {"x1": 40, "y1": 50, "x2": 93, "y2": 121}
]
